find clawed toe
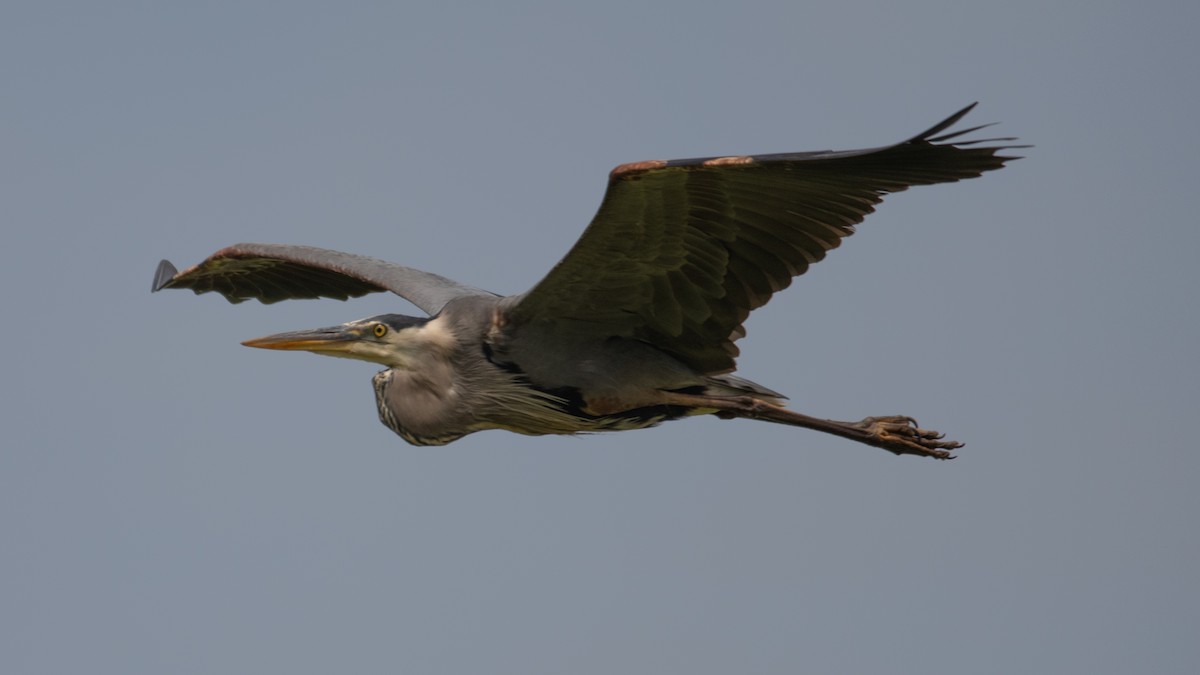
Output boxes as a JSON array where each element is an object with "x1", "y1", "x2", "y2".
[{"x1": 856, "y1": 415, "x2": 962, "y2": 460}]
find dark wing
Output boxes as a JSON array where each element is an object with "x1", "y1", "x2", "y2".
[
  {"x1": 152, "y1": 243, "x2": 496, "y2": 315},
  {"x1": 504, "y1": 103, "x2": 1024, "y2": 373}
]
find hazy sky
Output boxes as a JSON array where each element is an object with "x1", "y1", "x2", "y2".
[{"x1": 4, "y1": 2, "x2": 1198, "y2": 673}]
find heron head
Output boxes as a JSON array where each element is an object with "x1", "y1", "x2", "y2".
[{"x1": 242, "y1": 313, "x2": 444, "y2": 368}]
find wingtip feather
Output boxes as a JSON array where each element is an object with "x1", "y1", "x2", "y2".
[
  {"x1": 909, "y1": 102, "x2": 979, "y2": 142},
  {"x1": 152, "y1": 259, "x2": 178, "y2": 292}
]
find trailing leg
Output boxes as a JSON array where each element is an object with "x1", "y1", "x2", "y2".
[{"x1": 661, "y1": 392, "x2": 962, "y2": 460}]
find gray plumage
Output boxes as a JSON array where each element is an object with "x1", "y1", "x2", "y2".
[{"x1": 153, "y1": 103, "x2": 1023, "y2": 459}]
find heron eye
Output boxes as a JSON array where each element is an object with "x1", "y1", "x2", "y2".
[{"x1": 373, "y1": 324, "x2": 388, "y2": 338}]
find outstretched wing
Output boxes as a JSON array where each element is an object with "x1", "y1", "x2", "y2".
[
  {"x1": 152, "y1": 243, "x2": 496, "y2": 315},
  {"x1": 504, "y1": 103, "x2": 1023, "y2": 373}
]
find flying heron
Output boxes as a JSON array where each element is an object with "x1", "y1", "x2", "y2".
[{"x1": 153, "y1": 103, "x2": 1021, "y2": 459}]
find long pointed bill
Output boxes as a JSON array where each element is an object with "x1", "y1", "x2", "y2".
[{"x1": 241, "y1": 325, "x2": 363, "y2": 353}]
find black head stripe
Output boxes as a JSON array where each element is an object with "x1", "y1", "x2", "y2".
[{"x1": 369, "y1": 314, "x2": 430, "y2": 331}]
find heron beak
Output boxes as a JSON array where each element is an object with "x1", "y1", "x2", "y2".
[{"x1": 241, "y1": 325, "x2": 362, "y2": 353}]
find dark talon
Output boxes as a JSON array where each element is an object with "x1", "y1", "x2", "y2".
[{"x1": 851, "y1": 415, "x2": 963, "y2": 459}]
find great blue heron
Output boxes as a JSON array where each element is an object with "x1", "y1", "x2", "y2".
[{"x1": 153, "y1": 103, "x2": 1021, "y2": 459}]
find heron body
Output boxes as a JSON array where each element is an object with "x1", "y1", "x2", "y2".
[{"x1": 154, "y1": 104, "x2": 1023, "y2": 459}]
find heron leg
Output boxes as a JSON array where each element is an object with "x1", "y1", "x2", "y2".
[{"x1": 660, "y1": 392, "x2": 961, "y2": 460}]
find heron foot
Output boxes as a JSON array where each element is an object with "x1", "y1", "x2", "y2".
[{"x1": 853, "y1": 415, "x2": 962, "y2": 460}]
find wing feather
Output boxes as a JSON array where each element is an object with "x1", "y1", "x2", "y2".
[
  {"x1": 505, "y1": 103, "x2": 1023, "y2": 373},
  {"x1": 152, "y1": 243, "x2": 495, "y2": 315}
]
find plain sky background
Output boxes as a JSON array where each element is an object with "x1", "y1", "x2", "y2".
[{"x1": 4, "y1": 1, "x2": 1198, "y2": 673}]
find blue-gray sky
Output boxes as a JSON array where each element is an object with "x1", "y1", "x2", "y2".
[{"x1": 4, "y1": 2, "x2": 1198, "y2": 673}]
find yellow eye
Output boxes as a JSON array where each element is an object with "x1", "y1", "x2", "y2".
[{"x1": 373, "y1": 324, "x2": 388, "y2": 338}]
